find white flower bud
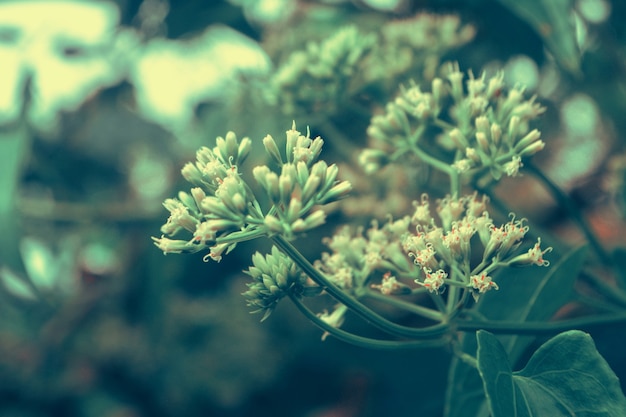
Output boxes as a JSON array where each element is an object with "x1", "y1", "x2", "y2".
[{"x1": 263, "y1": 134, "x2": 283, "y2": 165}]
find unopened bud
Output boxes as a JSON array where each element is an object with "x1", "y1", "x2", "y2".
[
  {"x1": 264, "y1": 215, "x2": 285, "y2": 234},
  {"x1": 476, "y1": 131, "x2": 490, "y2": 152},
  {"x1": 475, "y1": 116, "x2": 490, "y2": 134},
  {"x1": 490, "y1": 123, "x2": 502, "y2": 145},
  {"x1": 263, "y1": 134, "x2": 283, "y2": 165},
  {"x1": 181, "y1": 162, "x2": 203, "y2": 184},
  {"x1": 519, "y1": 140, "x2": 546, "y2": 156},
  {"x1": 449, "y1": 128, "x2": 468, "y2": 149},
  {"x1": 515, "y1": 129, "x2": 542, "y2": 151}
]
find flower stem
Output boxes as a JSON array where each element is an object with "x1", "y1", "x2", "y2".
[
  {"x1": 456, "y1": 312, "x2": 626, "y2": 334},
  {"x1": 360, "y1": 289, "x2": 444, "y2": 322},
  {"x1": 288, "y1": 293, "x2": 448, "y2": 350},
  {"x1": 410, "y1": 144, "x2": 454, "y2": 177},
  {"x1": 272, "y1": 234, "x2": 451, "y2": 339}
]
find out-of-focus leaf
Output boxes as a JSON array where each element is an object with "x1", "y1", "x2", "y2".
[
  {"x1": 0, "y1": 267, "x2": 37, "y2": 301},
  {"x1": 20, "y1": 237, "x2": 57, "y2": 291},
  {"x1": 496, "y1": 0, "x2": 581, "y2": 75},
  {"x1": 477, "y1": 330, "x2": 626, "y2": 416},
  {"x1": 444, "y1": 245, "x2": 588, "y2": 417},
  {"x1": 0, "y1": 122, "x2": 30, "y2": 272},
  {"x1": 130, "y1": 24, "x2": 271, "y2": 135},
  {"x1": 0, "y1": 1, "x2": 127, "y2": 131}
]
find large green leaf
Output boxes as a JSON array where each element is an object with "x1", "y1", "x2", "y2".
[
  {"x1": 477, "y1": 330, "x2": 626, "y2": 416},
  {"x1": 496, "y1": 0, "x2": 581, "y2": 75},
  {"x1": 444, "y1": 245, "x2": 589, "y2": 417},
  {"x1": 487, "y1": 245, "x2": 589, "y2": 364}
]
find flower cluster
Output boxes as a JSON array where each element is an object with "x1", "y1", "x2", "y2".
[
  {"x1": 381, "y1": 14, "x2": 475, "y2": 51},
  {"x1": 373, "y1": 13, "x2": 475, "y2": 82},
  {"x1": 153, "y1": 123, "x2": 351, "y2": 263},
  {"x1": 314, "y1": 218, "x2": 413, "y2": 291},
  {"x1": 271, "y1": 25, "x2": 376, "y2": 115},
  {"x1": 402, "y1": 193, "x2": 551, "y2": 299},
  {"x1": 317, "y1": 192, "x2": 551, "y2": 302},
  {"x1": 242, "y1": 246, "x2": 306, "y2": 321},
  {"x1": 362, "y1": 64, "x2": 546, "y2": 181},
  {"x1": 269, "y1": 13, "x2": 475, "y2": 118},
  {"x1": 152, "y1": 131, "x2": 253, "y2": 261},
  {"x1": 254, "y1": 123, "x2": 352, "y2": 237}
]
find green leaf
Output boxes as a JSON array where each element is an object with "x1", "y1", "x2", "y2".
[
  {"x1": 611, "y1": 247, "x2": 626, "y2": 290},
  {"x1": 0, "y1": 267, "x2": 37, "y2": 301},
  {"x1": 20, "y1": 237, "x2": 57, "y2": 291},
  {"x1": 490, "y1": 245, "x2": 589, "y2": 364},
  {"x1": 444, "y1": 245, "x2": 588, "y2": 417},
  {"x1": 477, "y1": 330, "x2": 626, "y2": 416},
  {"x1": 496, "y1": 0, "x2": 581, "y2": 75}
]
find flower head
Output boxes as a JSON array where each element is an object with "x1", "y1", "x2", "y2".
[
  {"x1": 243, "y1": 246, "x2": 305, "y2": 321},
  {"x1": 417, "y1": 268, "x2": 447, "y2": 293}
]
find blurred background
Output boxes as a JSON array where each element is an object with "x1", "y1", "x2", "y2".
[{"x1": 1, "y1": 0, "x2": 626, "y2": 416}]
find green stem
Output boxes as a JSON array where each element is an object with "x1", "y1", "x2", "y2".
[
  {"x1": 410, "y1": 144, "x2": 454, "y2": 177},
  {"x1": 428, "y1": 291, "x2": 450, "y2": 316},
  {"x1": 433, "y1": 118, "x2": 457, "y2": 131},
  {"x1": 359, "y1": 289, "x2": 444, "y2": 322},
  {"x1": 216, "y1": 227, "x2": 268, "y2": 244},
  {"x1": 579, "y1": 269, "x2": 626, "y2": 308},
  {"x1": 526, "y1": 162, "x2": 611, "y2": 265},
  {"x1": 272, "y1": 235, "x2": 450, "y2": 339},
  {"x1": 451, "y1": 342, "x2": 478, "y2": 368},
  {"x1": 288, "y1": 293, "x2": 448, "y2": 350},
  {"x1": 449, "y1": 169, "x2": 460, "y2": 197},
  {"x1": 456, "y1": 312, "x2": 626, "y2": 334}
]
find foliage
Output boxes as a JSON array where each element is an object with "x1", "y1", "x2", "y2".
[
  {"x1": 2, "y1": 1, "x2": 626, "y2": 416},
  {"x1": 477, "y1": 330, "x2": 626, "y2": 416}
]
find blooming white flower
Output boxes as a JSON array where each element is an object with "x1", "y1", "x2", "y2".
[
  {"x1": 469, "y1": 272, "x2": 498, "y2": 293},
  {"x1": 418, "y1": 268, "x2": 447, "y2": 293},
  {"x1": 503, "y1": 156, "x2": 523, "y2": 177},
  {"x1": 318, "y1": 304, "x2": 348, "y2": 341}
]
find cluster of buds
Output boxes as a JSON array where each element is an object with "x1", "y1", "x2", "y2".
[
  {"x1": 153, "y1": 123, "x2": 351, "y2": 264},
  {"x1": 361, "y1": 63, "x2": 546, "y2": 182},
  {"x1": 321, "y1": 192, "x2": 550, "y2": 302},
  {"x1": 314, "y1": 218, "x2": 413, "y2": 291},
  {"x1": 381, "y1": 13, "x2": 475, "y2": 51},
  {"x1": 372, "y1": 13, "x2": 475, "y2": 82},
  {"x1": 152, "y1": 131, "x2": 254, "y2": 262},
  {"x1": 366, "y1": 78, "x2": 444, "y2": 151},
  {"x1": 254, "y1": 122, "x2": 352, "y2": 238},
  {"x1": 242, "y1": 246, "x2": 307, "y2": 321},
  {"x1": 271, "y1": 25, "x2": 376, "y2": 115},
  {"x1": 403, "y1": 193, "x2": 551, "y2": 300}
]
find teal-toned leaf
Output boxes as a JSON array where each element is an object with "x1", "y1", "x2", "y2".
[
  {"x1": 488, "y1": 245, "x2": 589, "y2": 364},
  {"x1": 476, "y1": 330, "x2": 517, "y2": 416},
  {"x1": 477, "y1": 330, "x2": 626, "y2": 416},
  {"x1": 496, "y1": 0, "x2": 581, "y2": 75},
  {"x1": 0, "y1": 267, "x2": 37, "y2": 301},
  {"x1": 0, "y1": 122, "x2": 30, "y2": 273},
  {"x1": 611, "y1": 247, "x2": 626, "y2": 290},
  {"x1": 20, "y1": 237, "x2": 57, "y2": 291},
  {"x1": 444, "y1": 245, "x2": 588, "y2": 417}
]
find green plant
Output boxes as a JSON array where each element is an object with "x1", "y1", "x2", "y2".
[{"x1": 154, "y1": 58, "x2": 626, "y2": 413}]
